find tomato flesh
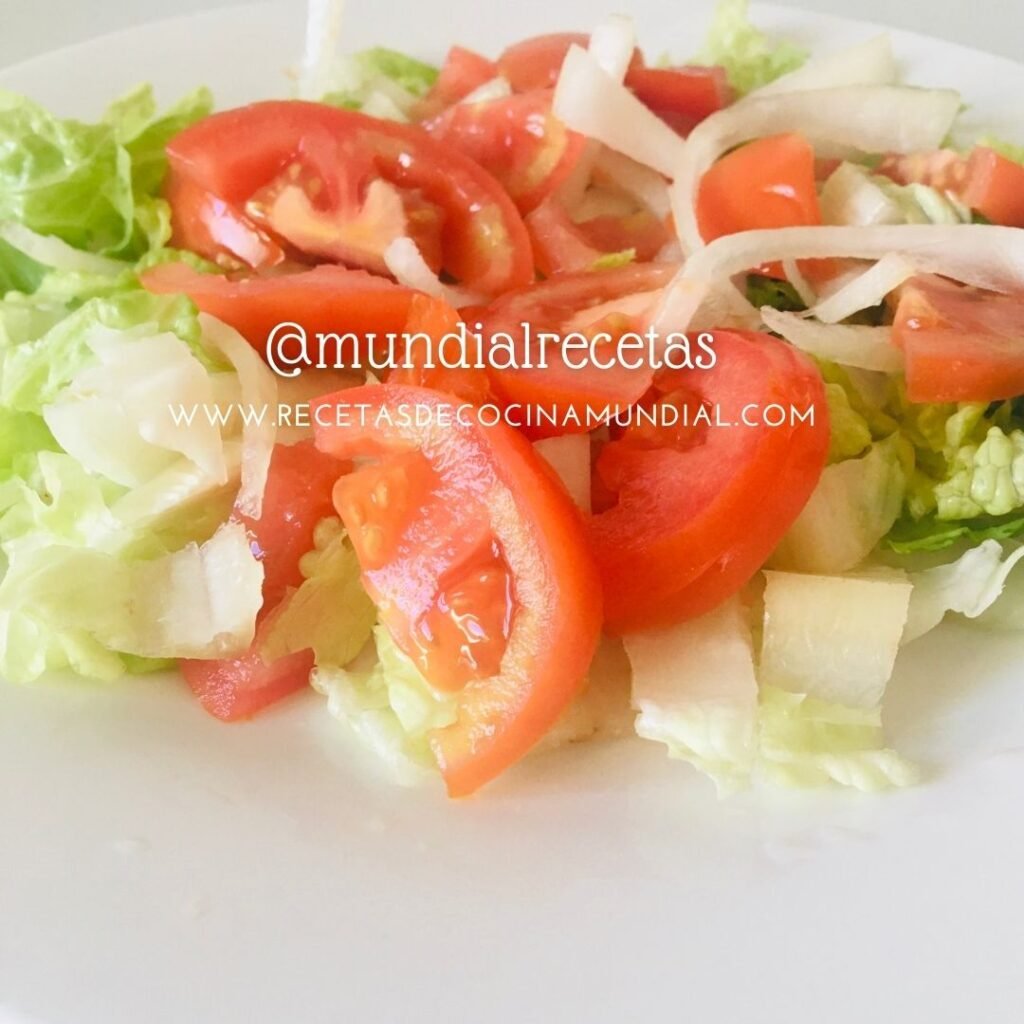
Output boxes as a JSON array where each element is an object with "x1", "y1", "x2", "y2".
[
  {"x1": 314, "y1": 384, "x2": 602, "y2": 796},
  {"x1": 625, "y1": 65, "x2": 733, "y2": 135},
  {"x1": 165, "y1": 101, "x2": 533, "y2": 295},
  {"x1": 591, "y1": 330, "x2": 828, "y2": 633},
  {"x1": 417, "y1": 46, "x2": 499, "y2": 118},
  {"x1": 893, "y1": 274, "x2": 1024, "y2": 402}
]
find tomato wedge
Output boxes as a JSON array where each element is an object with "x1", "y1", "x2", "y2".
[
  {"x1": 181, "y1": 441, "x2": 345, "y2": 720},
  {"x1": 526, "y1": 195, "x2": 669, "y2": 276},
  {"x1": 314, "y1": 384, "x2": 602, "y2": 796},
  {"x1": 626, "y1": 66, "x2": 733, "y2": 135},
  {"x1": 496, "y1": 33, "x2": 643, "y2": 93},
  {"x1": 141, "y1": 262, "x2": 415, "y2": 359},
  {"x1": 591, "y1": 330, "x2": 828, "y2": 633},
  {"x1": 879, "y1": 146, "x2": 1024, "y2": 228},
  {"x1": 165, "y1": 101, "x2": 533, "y2": 295},
  {"x1": 478, "y1": 262, "x2": 677, "y2": 439},
  {"x1": 423, "y1": 91, "x2": 586, "y2": 214},
  {"x1": 389, "y1": 293, "x2": 493, "y2": 404},
  {"x1": 164, "y1": 169, "x2": 287, "y2": 271},
  {"x1": 417, "y1": 45, "x2": 499, "y2": 118},
  {"x1": 697, "y1": 132, "x2": 822, "y2": 243},
  {"x1": 893, "y1": 274, "x2": 1024, "y2": 402}
]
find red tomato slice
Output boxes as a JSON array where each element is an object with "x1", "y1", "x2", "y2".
[
  {"x1": 165, "y1": 101, "x2": 533, "y2": 296},
  {"x1": 893, "y1": 274, "x2": 1024, "y2": 402},
  {"x1": 140, "y1": 262, "x2": 415, "y2": 360},
  {"x1": 165, "y1": 170, "x2": 287, "y2": 271},
  {"x1": 878, "y1": 146, "x2": 1024, "y2": 228},
  {"x1": 417, "y1": 46, "x2": 499, "y2": 118},
  {"x1": 497, "y1": 33, "x2": 643, "y2": 93},
  {"x1": 389, "y1": 293, "x2": 493, "y2": 404},
  {"x1": 625, "y1": 65, "x2": 733, "y2": 135},
  {"x1": 591, "y1": 330, "x2": 828, "y2": 633},
  {"x1": 478, "y1": 263, "x2": 677, "y2": 439},
  {"x1": 313, "y1": 384, "x2": 602, "y2": 796},
  {"x1": 526, "y1": 195, "x2": 669, "y2": 276},
  {"x1": 423, "y1": 90, "x2": 586, "y2": 215},
  {"x1": 697, "y1": 132, "x2": 821, "y2": 242},
  {"x1": 181, "y1": 441, "x2": 345, "y2": 720}
]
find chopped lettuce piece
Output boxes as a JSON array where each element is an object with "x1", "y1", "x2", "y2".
[
  {"x1": 590, "y1": 248, "x2": 636, "y2": 271},
  {"x1": 261, "y1": 517, "x2": 375, "y2": 666},
  {"x1": 312, "y1": 624, "x2": 458, "y2": 785},
  {"x1": 0, "y1": 85, "x2": 210, "y2": 258},
  {"x1": 0, "y1": 238, "x2": 46, "y2": 296},
  {"x1": 772, "y1": 435, "x2": 908, "y2": 574},
  {"x1": 760, "y1": 568, "x2": 912, "y2": 709},
  {"x1": 626, "y1": 598, "x2": 758, "y2": 796},
  {"x1": 886, "y1": 514, "x2": 1024, "y2": 554},
  {"x1": 695, "y1": 0, "x2": 807, "y2": 95},
  {"x1": 903, "y1": 539, "x2": 1024, "y2": 642},
  {"x1": 757, "y1": 687, "x2": 919, "y2": 790},
  {"x1": 934, "y1": 426, "x2": 1024, "y2": 519},
  {"x1": 746, "y1": 273, "x2": 806, "y2": 313},
  {"x1": 978, "y1": 135, "x2": 1024, "y2": 165},
  {"x1": 825, "y1": 382, "x2": 873, "y2": 462}
]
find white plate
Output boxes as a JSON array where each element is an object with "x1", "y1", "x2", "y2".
[{"x1": 2, "y1": 4, "x2": 1024, "y2": 1022}]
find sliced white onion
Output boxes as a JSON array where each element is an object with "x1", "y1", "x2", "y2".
[
  {"x1": 553, "y1": 44, "x2": 687, "y2": 179},
  {"x1": 383, "y1": 236, "x2": 481, "y2": 308},
  {"x1": 682, "y1": 224, "x2": 1024, "y2": 298},
  {"x1": 651, "y1": 276, "x2": 759, "y2": 337},
  {"x1": 780, "y1": 259, "x2": 817, "y2": 307},
  {"x1": 299, "y1": 0, "x2": 345, "y2": 100},
  {"x1": 459, "y1": 76, "x2": 513, "y2": 105},
  {"x1": 755, "y1": 35, "x2": 897, "y2": 96},
  {"x1": 672, "y1": 85, "x2": 961, "y2": 251},
  {"x1": 0, "y1": 222, "x2": 126, "y2": 276},
  {"x1": 820, "y1": 163, "x2": 906, "y2": 227},
  {"x1": 359, "y1": 89, "x2": 409, "y2": 122},
  {"x1": 200, "y1": 314, "x2": 278, "y2": 520},
  {"x1": 533, "y1": 434, "x2": 591, "y2": 513},
  {"x1": 760, "y1": 309, "x2": 903, "y2": 373},
  {"x1": 588, "y1": 14, "x2": 636, "y2": 81},
  {"x1": 810, "y1": 253, "x2": 916, "y2": 323},
  {"x1": 591, "y1": 148, "x2": 671, "y2": 220}
]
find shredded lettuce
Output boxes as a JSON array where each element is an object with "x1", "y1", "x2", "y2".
[
  {"x1": 978, "y1": 135, "x2": 1024, "y2": 165},
  {"x1": 0, "y1": 85, "x2": 211, "y2": 259},
  {"x1": 695, "y1": 0, "x2": 807, "y2": 95},
  {"x1": 0, "y1": 238, "x2": 46, "y2": 296},
  {"x1": 746, "y1": 273, "x2": 806, "y2": 312},
  {"x1": 312, "y1": 624, "x2": 458, "y2": 785},
  {"x1": 322, "y1": 48, "x2": 438, "y2": 115},
  {"x1": 261, "y1": 517, "x2": 375, "y2": 666}
]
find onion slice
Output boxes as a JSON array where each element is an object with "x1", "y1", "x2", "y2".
[
  {"x1": 553, "y1": 44, "x2": 687, "y2": 178},
  {"x1": 383, "y1": 236, "x2": 481, "y2": 308},
  {"x1": 756, "y1": 35, "x2": 897, "y2": 96},
  {"x1": 760, "y1": 309, "x2": 903, "y2": 373},
  {"x1": 671, "y1": 85, "x2": 961, "y2": 251},
  {"x1": 299, "y1": 0, "x2": 345, "y2": 100}
]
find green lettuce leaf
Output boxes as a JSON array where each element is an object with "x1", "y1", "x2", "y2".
[
  {"x1": 746, "y1": 273, "x2": 806, "y2": 313},
  {"x1": 0, "y1": 85, "x2": 211, "y2": 259},
  {"x1": 0, "y1": 238, "x2": 46, "y2": 296},
  {"x1": 322, "y1": 48, "x2": 439, "y2": 115},
  {"x1": 312, "y1": 624, "x2": 458, "y2": 784},
  {"x1": 695, "y1": 0, "x2": 807, "y2": 95}
]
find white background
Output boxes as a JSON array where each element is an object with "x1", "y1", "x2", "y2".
[{"x1": 1, "y1": 0, "x2": 1022, "y2": 69}]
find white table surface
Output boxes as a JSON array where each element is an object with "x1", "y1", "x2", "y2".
[{"x1": 1, "y1": 0, "x2": 1022, "y2": 71}]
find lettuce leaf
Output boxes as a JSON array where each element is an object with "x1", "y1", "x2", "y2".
[
  {"x1": 0, "y1": 85, "x2": 211, "y2": 259},
  {"x1": 0, "y1": 238, "x2": 46, "y2": 296},
  {"x1": 322, "y1": 48, "x2": 439, "y2": 115},
  {"x1": 695, "y1": 0, "x2": 807, "y2": 95}
]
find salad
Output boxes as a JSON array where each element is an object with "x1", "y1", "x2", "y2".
[{"x1": 4, "y1": 0, "x2": 1024, "y2": 798}]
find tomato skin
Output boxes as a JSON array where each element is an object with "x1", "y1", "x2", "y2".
[
  {"x1": 180, "y1": 633, "x2": 314, "y2": 722},
  {"x1": 181, "y1": 441, "x2": 345, "y2": 720},
  {"x1": 625, "y1": 65, "x2": 733, "y2": 135},
  {"x1": 164, "y1": 170, "x2": 287, "y2": 271},
  {"x1": 497, "y1": 33, "x2": 593, "y2": 92},
  {"x1": 478, "y1": 263, "x2": 678, "y2": 439},
  {"x1": 893, "y1": 274, "x2": 1024, "y2": 403},
  {"x1": 697, "y1": 133, "x2": 821, "y2": 243},
  {"x1": 591, "y1": 330, "x2": 828, "y2": 633},
  {"x1": 165, "y1": 101, "x2": 533, "y2": 295},
  {"x1": 419, "y1": 46, "x2": 499, "y2": 117},
  {"x1": 140, "y1": 262, "x2": 415, "y2": 359},
  {"x1": 313, "y1": 384, "x2": 602, "y2": 796},
  {"x1": 423, "y1": 90, "x2": 586, "y2": 215}
]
